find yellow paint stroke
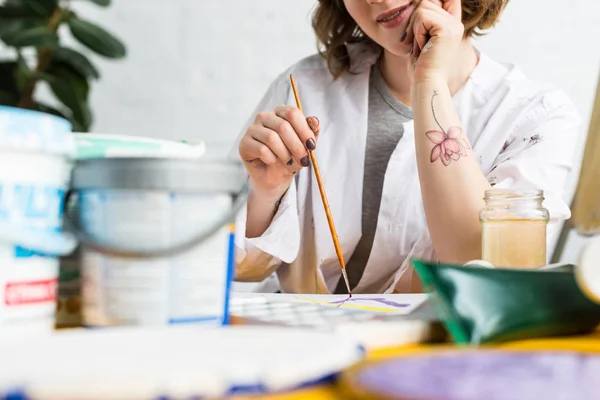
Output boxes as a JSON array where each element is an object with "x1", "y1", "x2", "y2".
[{"x1": 295, "y1": 297, "x2": 399, "y2": 313}]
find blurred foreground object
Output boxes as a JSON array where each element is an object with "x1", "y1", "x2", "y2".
[{"x1": 552, "y1": 70, "x2": 600, "y2": 262}]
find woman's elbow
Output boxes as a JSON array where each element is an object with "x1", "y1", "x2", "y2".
[{"x1": 435, "y1": 232, "x2": 482, "y2": 264}]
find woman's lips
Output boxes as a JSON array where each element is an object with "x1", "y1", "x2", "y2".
[{"x1": 376, "y1": 4, "x2": 414, "y2": 29}]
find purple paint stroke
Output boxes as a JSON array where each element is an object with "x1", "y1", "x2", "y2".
[{"x1": 330, "y1": 297, "x2": 410, "y2": 308}]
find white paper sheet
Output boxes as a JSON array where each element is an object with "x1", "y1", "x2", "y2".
[{"x1": 235, "y1": 293, "x2": 428, "y2": 315}]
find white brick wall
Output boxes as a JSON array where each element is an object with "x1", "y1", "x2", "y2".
[
  {"x1": 77, "y1": 0, "x2": 600, "y2": 264},
  {"x1": 3, "y1": 1, "x2": 599, "y2": 265},
  {"x1": 77, "y1": 1, "x2": 600, "y2": 155},
  {"x1": 71, "y1": 0, "x2": 318, "y2": 156}
]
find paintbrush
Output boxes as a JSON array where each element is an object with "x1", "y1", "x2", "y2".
[{"x1": 289, "y1": 74, "x2": 352, "y2": 297}]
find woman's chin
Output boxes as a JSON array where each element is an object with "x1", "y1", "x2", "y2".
[{"x1": 381, "y1": 42, "x2": 412, "y2": 59}]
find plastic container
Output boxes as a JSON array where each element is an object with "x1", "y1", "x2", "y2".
[
  {"x1": 0, "y1": 106, "x2": 76, "y2": 335},
  {"x1": 68, "y1": 157, "x2": 246, "y2": 327},
  {"x1": 480, "y1": 188, "x2": 550, "y2": 268},
  {"x1": 56, "y1": 133, "x2": 207, "y2": 328}
]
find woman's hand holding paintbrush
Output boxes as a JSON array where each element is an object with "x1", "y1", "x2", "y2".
[
  {"x1": 289, "y1": 75, "x2": 352, "y2": 298},
  {"x1": 237, "y1": 74, "x2": 352, "y2": 297},
  {"x1": 239, "y1": 100, "x2": 320, "y2": 239}
]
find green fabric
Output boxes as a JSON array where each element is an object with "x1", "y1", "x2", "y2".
[{"x1": 411, "y1": 260, "x2": 600, "y2": 345}]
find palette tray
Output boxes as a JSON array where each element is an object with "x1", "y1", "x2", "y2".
[
  {"x1": 230, "y1": 293, "x2": 434, "y2": 322},
  {"x1": 230, "y1": 296, "x2": 387, "y2": 327},
  {"x1": 229, "y1": 294, "x2": 442, "y2": 348}
]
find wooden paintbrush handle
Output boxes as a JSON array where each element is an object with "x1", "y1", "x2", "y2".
[
  {"x1": 290, "y1": 74, "x2": 346, "y2": 271},
  {"x1": 308, "y1": 150, "x2": 346, "y2": 269}
]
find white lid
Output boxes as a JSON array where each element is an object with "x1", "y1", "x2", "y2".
[
  {"x1": 0, "y1": 106, "x2": 74, "y2": 157},
  {"x1": 74, "y1": 133, "x2": 205, "y2": 159},
  {"x1": 0, "y1": 326, "x2": 363, "y2": 398}
]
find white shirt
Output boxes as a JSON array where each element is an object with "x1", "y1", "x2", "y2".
[{"x1": 233, "y1": 42, "x2": 581, "y2": 294}]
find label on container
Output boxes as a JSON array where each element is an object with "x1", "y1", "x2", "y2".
[
  {"x1": 5, "y1": 278, "x2": 57, "y2": 306},
  {"x1": 0, "y1": 247, "x2": 59, "y2": 333},
  {"x1": 80, "y1": 191, "x2": 232, "y2": 327},
  {"x1": 0, "y1": 182, "x2": 66, "y2": 333},
  {"x1": 0, "y1": 184, "x2": 64, "y2": 226},
  {"x1": 0, "y1": 183, "x2": 65, "y2": 258}
]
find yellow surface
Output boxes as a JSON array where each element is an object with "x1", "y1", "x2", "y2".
[{"x1": 244, "y1": 332, "x2": 600, "y2": 400}]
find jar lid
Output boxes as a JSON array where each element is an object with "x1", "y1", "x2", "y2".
[
  {"x1": 71, "y1": 157, "x2": 247, "y2": 193},
  {"x1": 0, "y1": 106, "x2": 74, "y2": 157}
]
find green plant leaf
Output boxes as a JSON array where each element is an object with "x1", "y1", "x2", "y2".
[
  {"x1": 23, "y1": 0, "x2": 59, "y2": 17},
  {"x1": 15, "y1": 53, "x2": 32, "y2": 91},
  {"x1": 0, "y1": 3, "x2": 39, "y2": 18},
  {"x1": 0, "y1": 90, "x2": 17, "y2": 106},
  {"x1": 0, "y1": 0, "x2": 58, "y2": 18},
  {"x1": 69, "y1": 118, "x2": 85, "y2": 132},
  {"x1": 0, "y1": 61, "x2": 20, "y2": 99},
  {"x1": 52, "y1": 47, "x2": 100, "y2": 79},
  {"x1": 0, "y1": 19, "x2": 41, "y2": 39},
  {"x1": 34, "y1": 102, "x2": 85, "y2": 131},
  {"x1": 86, "y1": 0, "x2": 111, "y2": 6},
  {"x1": 33, "y1": 101, "x2": 68, "y2": 119},
  {"x1": 67, "y1": 16, "x2": 126, "y2": 59},
  {"x1": 41, "y1": 64, "x2": 92, "y2": 130},
  {"x1": 47, "y1": 62, "x2": 90, "y2": 100},
  {"x1": 1, "y1": 25, "x2": 58, "y2": 48}
]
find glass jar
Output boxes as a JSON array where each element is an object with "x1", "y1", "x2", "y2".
[{"x1": 479, "y1": 189, "x2": 550, "y2": 268}]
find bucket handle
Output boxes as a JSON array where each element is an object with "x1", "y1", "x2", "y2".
[{"x1": 63, "y1": 182, "x2": 249, "y2": 259}]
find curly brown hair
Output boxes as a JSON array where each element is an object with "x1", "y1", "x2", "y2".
[{"x1": 312, "y1": 0, "x2": 510, "y2": 78}]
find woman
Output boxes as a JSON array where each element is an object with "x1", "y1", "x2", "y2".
[{"x1": 233, "y1": 0, "x2": 581, "y2": 294}]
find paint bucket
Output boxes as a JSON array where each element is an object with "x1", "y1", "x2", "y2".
[
  {"x1": 0, "y1": 106, "x2": 76, "y2": 334},
  {"x1": 67, "y1": 157, "x2": 247, "y2": 327},
  {"x1": 56, "y1": 134, "x2": 207, "y2": 328}
]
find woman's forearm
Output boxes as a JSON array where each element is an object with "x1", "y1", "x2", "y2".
[
  {"x1": 412, "y1": 77, "x2": 491, "y2": 263},
  {"x1": 245, "y1": 189, "x2": 286, "y2": 238}
]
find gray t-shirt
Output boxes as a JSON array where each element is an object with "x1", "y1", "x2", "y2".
[{"x1": 335, "y1": 61, "x2": 413, "y2": 294}]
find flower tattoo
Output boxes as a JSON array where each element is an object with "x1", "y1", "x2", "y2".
[{"x1": 426, "y1": 91, "x2": 470, "y2": 166}]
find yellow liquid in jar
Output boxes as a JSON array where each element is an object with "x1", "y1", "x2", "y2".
[{"x1": 482, "y1": 219, "x2": 547, "y2": 269}]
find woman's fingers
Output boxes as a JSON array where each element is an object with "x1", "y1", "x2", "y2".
[
  {"x1": 250, "y1": 126, "x2": 295, "y2": 167},
  {"x1": 403, "y1": 0, "x2": 453, "y2": 57},
  {"x1": 440, "y1": 0, "x2": 462, "y2": 19},
  {"x1": 241, "y1": 107, "x2": 322, "y2": 170},
  {"x1": 274, "y1": 106, "x2": 318, "y2": 150},
  {"x1": 260, "y1": 109, "x2": 308, "y2": 167},
  {"x1": 409, "y1": 2, "x2": 458, "y2": 60},
  {"x1": 239, "y1": 134, "x2": 278, "y2": 166},
  {"x1": 401, "y1": 0, "x2": 423, "y2": 49},
  {"x1": 306, "y1": 116, "x2": 321, "y2": 138},
  {"x1": 412, "y1": 8, "x2": 435, "y2": 59}
]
